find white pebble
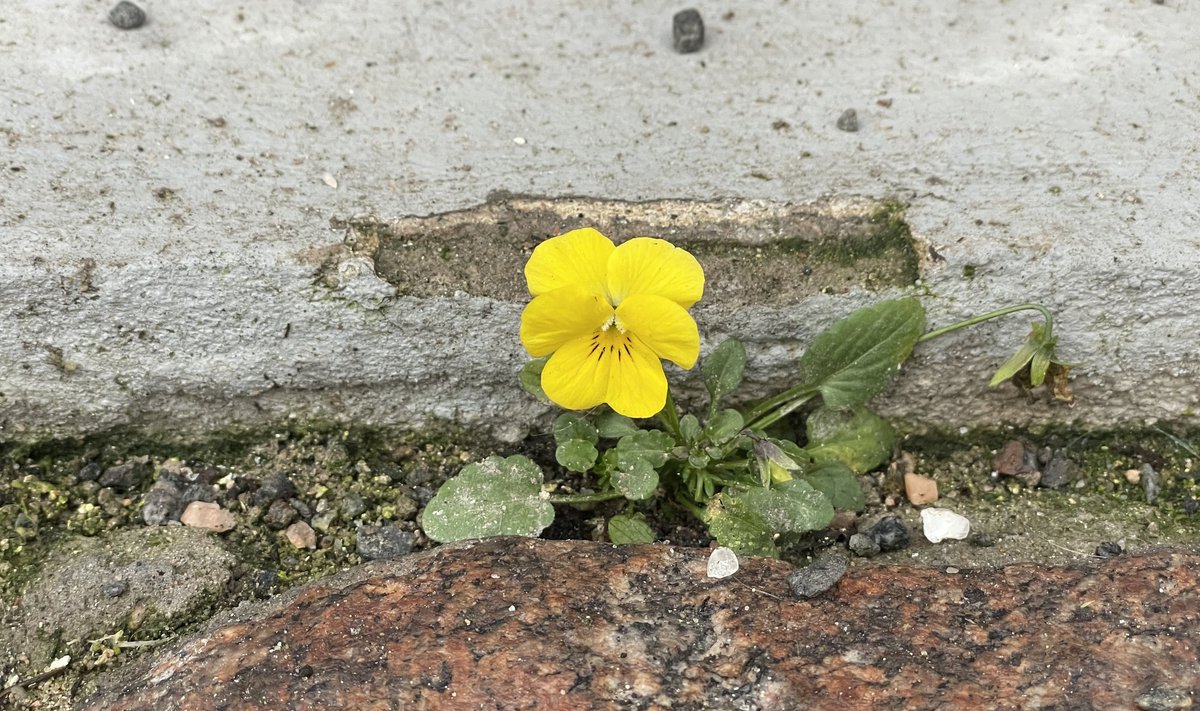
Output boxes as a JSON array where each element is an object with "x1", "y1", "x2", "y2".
[
  {"x1": 706, "y1": 546, "x2": 739, "y2": 578},
  {"x1": 921, "y1": 508, "x2": 971, "y2": 543}
]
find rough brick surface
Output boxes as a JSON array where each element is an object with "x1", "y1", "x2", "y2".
[{"x1": 80, "y1": 539, "x2": 1200, "y2": 710}]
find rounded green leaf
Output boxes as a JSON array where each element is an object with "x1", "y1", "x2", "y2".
[
  {"x1": 519, "y1": 357, "x2": 551, "y2": 404},
  {"x1": 679, "y1": 414, "x2": 702, "y2": 443},
  {"x1": 804, "y1": 406, "x2": 896, "y2": 474},
  {"x1": 612, "y1": 459, "x2": 659, "y2": 500},
  {"x1": 705, "y1": 409, "x2": 745, "y2": 444},
  {"x1": 595, "y1": 411, "x2": 640, "y2": 439},
  {"x1": 798, "y1": 298, "x2": 925, "y2": 408},
  {"x1": 556, "y1": 439, "x2": 599, "y2": 473},
  {"x1": 801, "y1": 461, "x2": 866, "y2": 512},
  {"x1": 705, "y1": 480, "x2": 835, "y2": 557},
  {"x1": 615, "y1": 430, "x2": 673, "y2": 470},
  {"x1": 553, "y1": 413, "x2": 599, "y2": 446},
  {"x1": 702, "y1": 338, "x2": 747, "y2": 408},
  {"x1": 608, "y1": 513, "x2": 656, "y2": 545},
  {"x1": 422, "y1": 455, "x2": 554, "y2": 543}
]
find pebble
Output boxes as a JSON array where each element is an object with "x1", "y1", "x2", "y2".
[
  {"x1": 340, "y1": 493, "x2": 367, "y2": 520},
  {"x1": 1182, "y1": 498, "x2": 1199, "y2": 515},
  {"x1": 78, "y1": 462, "x2": 103, "y2": 482},
  {"x1": 1095, "y1": 541, "x2": 1123, "y2": 559},
  {"x1": 99, "y1": 458, "x2": 152, "y2": 492},
  {"x1": 835, "y1": 108, "x2": 859, "y2": 132},
  {"x1": 108, "y1": 1, "x2": 146, "y2": 30},
  {"x1": 141, "y1": 480, "x2": 184, "y2": 526},
  {"x1": 1124, "y1": 468, "x2": 1142, "y2": 484},
  {"x1": 1039, "y1": 454, "x2": 1077, "y2": 489},
  {"x1": 180, "y1": 501, "x2": 236, "y2": 533},
  {"x1": 252, "y1": 473, "x2": 297, "y2": 506},
  {"x1": 706, "y1": 547, "x2": 739, "y2": 578},
  {"x1": 357, "y1": 525, "x2": 416, "y2": 560},
  {"x1": 101, "y1": 580, "x2": 129, "y2": 598},
  {"x1": 787, "y1": 552, "x2": 848, "y2": 599},
  {"x1": 1141, "y1": 463, "x2": 1160, "y2": 503},
  {"x1": 285, "y1": 521, "x2": 318, "y2": 550},
  {"x1": 903, "y1": 472, "x2": 939, "y2": 505},
  {"x1": 672, "y1": 8, "x2": 705, "y2": 53},
  {"x1": 848, "y1": 532, "x2": 881, "y2": 558},
  {"x1": 264, "y1": 499, "x2": 299, "y2": 530},
  {"x1": 921, "y1": 508, "x2": 971, "y2": 543},
  {"x1": 867, "y1": 516, "x2": 910, "y2": 552}
]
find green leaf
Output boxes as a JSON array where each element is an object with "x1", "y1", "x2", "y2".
[
  {"x1": 804, "y1": 406, "x2": 895, "y2": 474},
  {"x1": 519, "y1": 357, "x2": 551, "y2": 404},
  {"x1": 705, "y1": 480, "x2": 834, "y2": 557},
  {"x1": 556, "y1": 439, "x2": 598, "y2": 473},
  {"x1": 422, "y1": 455, "x2": 554, "y2": 543},
  {"x1": 553, "y1": 413, "x2": 599, "y2": 446},
  {"x1": 797, "y1": 298, "x2": 926, "y2": 408},
  {"x1": 615, "y1": 430, "x2": 673, "y2": 471},
  {"x1": 679, "y1": 414, "x2": 702, "y2": 443},
  {"x1": 705, "y1": 409, "x2": 745, "y2": 444},
  {"x1": 801, "y1": 461, "x2": 865, "y2": 512},
  {"x1": 595, "y1": 411, "x2": 640, "y2": 439},
  {"x1": 607, "y1": 513, "x2": 656, "y2": 544},
  {"x1": 989, "y1": 339, "x2": 1038, "y2": 387},
  {"x1": 702, "y1": 339, "x2": 747, "y2": 409},
  {"x1": 612, "y1": 459, "x2": 659, "y2": 500}
]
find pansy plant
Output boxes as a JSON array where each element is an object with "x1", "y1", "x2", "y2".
[{"x1": 424, "y1": 228, "x2": 1069, "y2": 557}]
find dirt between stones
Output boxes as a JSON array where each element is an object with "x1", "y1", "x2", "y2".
[{"x1": 80, "y1": 537, "x2": 1200, "y2": 711}]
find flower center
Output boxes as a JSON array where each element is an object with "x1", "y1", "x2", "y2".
[{"x1": 589, "y1": 321, "x2": 635, "y2": 365}]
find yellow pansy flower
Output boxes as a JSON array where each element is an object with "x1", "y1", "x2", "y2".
[{"x1": 520, "y1": 228, "x2": 705, "y2": 418}]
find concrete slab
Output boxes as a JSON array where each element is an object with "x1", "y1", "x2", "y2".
[{"x1": 2, "y1": 0, "x2": 1197, "y2": 441}]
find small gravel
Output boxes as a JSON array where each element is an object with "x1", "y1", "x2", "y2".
[
  {"x1": 867, "y1": 516, "x2": 910, "y2": 552},
  {"x1": 848, "y1": 532, "x2": 881, "y2": 558},
  {"x1": 788, "y1": 552, "x2": 848, "y2": 599},
  {"x1": 108, "y1": 1, "x2": 146, "y2": 30},
  {"x1": 836, "y1": 108, "x2": 859, "y2": 132},
  {"x1": 672, "y1": 9, "x2": 704, "y2": 53},
  {"x1": 357, "y1": 525, "x2": 416, "y2": 560}
]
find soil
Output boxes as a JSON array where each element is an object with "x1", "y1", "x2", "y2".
[{"x1": 2, "y1": 420, "x2": 1199, "y2": 708}]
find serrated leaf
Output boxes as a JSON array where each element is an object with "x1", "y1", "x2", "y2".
[
  {"x1": 556, "y1": 439, "x2": 598, "y2": 473},
  {"x1": 702, "y1": 339, "x2": 747, "y2": 408},
  {"x1": 615, "y1": 430, "x2": 673, "y2": 470},
  {"x1": 705, "y1": 409, "x2": 745, "y2": 444},
  {"x1": 553, "y1": 413, "x2": 598, "y2": 446},
  {"x1": 519, "y1": 357, "x2": 550, "y2": 404},
  {"x1": 595, "y1": 411, "x2": 639, "y2": 439},
  {"x1": 705, "y1": 480, "x2": 834, "y2": 557},
  {"x1": 679, "y1": 414, "x2": 702, "y2": 443},
  {"x1": 612, "y1": 459, "x2": 659, "y2": 500},
  {"x1": 798, "y1": 298, "x2": 925, "y2": 408},
  {"x1": 801, "y1": 461, "x2": 865, "y2": 512},
  {"x1": 608, "y1": 513, "x2": 656, "y2": 544},
  {"x1": 804, "y1": 406, "x2": 895, "y2": 474},
  {"x1": 422, "y1": 455, "x2": 554, "y2": 543}
]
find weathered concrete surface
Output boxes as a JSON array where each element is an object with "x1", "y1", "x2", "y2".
[
  {"x1": 2, "y1": 0, "x2": 1198, "y2": 440},
  {"x1": 80, "y1": 538, "x2": 1200, "y2": 710}
]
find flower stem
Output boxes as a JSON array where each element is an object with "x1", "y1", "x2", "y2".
[
  {"x1": 548, "y1": 490, "x2": 628, "y2": 505},
  {"x1": 659, "y1": 391, "x2": 683, "y2": 440},
  {"x1": 917, "y1": 304, "x2": 1054, "y2": 343},
  {"x1": 743, "y1": 383, "x2": 819, "y2": 427}
]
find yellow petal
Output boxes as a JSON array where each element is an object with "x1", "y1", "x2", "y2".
[
  {"x1": 603, "y1": 333, "x2": 668, "y2": 418},
  {"x1": 520, "y1": 286, "x2": 614, "y2": 357},
  {"x1": 525, "y1": 228, "x2": 615, "y2": 298},
  {"x1": 540, "y1": 333, "x2": 612, "y2": 411},
  {"x1": 606, "y1": 237, "x2": 704, "y2": 308},
  {"x1": 615, "y1": 294, "x2": 700, "y2": 369}
]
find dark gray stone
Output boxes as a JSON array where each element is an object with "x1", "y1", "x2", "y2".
[
  {"x1": 78, "y1": 461, "x2": 103, "y2": 482},
  {"x1": 108, "y1": 1, "x2": 146, "y2": 30},
  {"x1": 1040, "y1": 454, "x2": 1077, "y2": 489},
  {"x1": 263, "y1": 500, "x2": 299, "y2": 530},
  {"x1": 836, "y1": 108, "x2": 859, "y2": 132},
  {"x1": 252, "y1": 473, "x2": 297, "y2": 506},
  {"x1": 340, "y1": 493, "x2": 367, "y2": 520},
  {"x1": 672, "y1": 9, "x2": 704, "y2": 53},
  {"x1": 142, "y1": 480, "x2": 184, "y2": 525},
  {"x1": 101, "y1": 580, "x2": 129, "y2": 598},
  {"x1": 1095, "y1": 541, "x2": 1123, "y2": 558},
  {"x1": 848, "y1": 532, "x2": 881, "y2": 558},
  {"x1": 1136, "y1": 686, "x2": 1192, "y2": 710},
  {"x1": 356, "y1": 525, "x2": 416, "y2": 560},
  {"x1": 99, "y1": 457, "x2": 152, "y2": 492},
  {"x1": 788, "y1": 552, "x2": 848, "y2": 599},
  {"x1": 867, "y1": 515, "x2": 910, "y2": 551}
]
